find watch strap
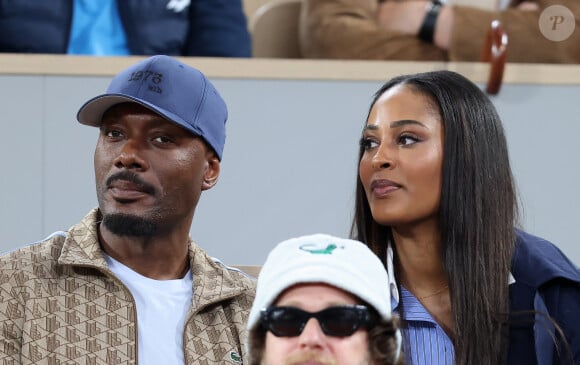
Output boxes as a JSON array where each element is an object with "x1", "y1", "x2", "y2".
[{"x1": 418, "y1": 1, "x2": 442, "y2": 43}]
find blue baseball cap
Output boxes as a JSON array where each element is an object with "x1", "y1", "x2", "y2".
[{"x1": 77, "y1": 55, "x2": 228, "y2": 160}]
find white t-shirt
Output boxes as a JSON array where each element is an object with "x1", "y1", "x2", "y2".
[{"x1": 105, "y1": 255, "x2": 193, "y2": 365}]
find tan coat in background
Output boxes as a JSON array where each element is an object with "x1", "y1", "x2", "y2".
[{"x1": 299, "y1": 0, "x2": 580, "y2": 63}]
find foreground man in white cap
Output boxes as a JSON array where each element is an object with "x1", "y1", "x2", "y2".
[
  {"x1": 247, "y1": 233, "x2": 402, "y2": 365},
  {"x1": 0, "y1": 55, "x2": 255, "y2": 364}
]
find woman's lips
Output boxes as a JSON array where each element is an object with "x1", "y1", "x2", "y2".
[{"x1": 371, "y1": 179, "x2": 401, "y2": 197}]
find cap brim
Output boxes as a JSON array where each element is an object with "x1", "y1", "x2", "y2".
[
  {"x1": 76, "y1": 94, "x2": 199, "y2": 136},
  {"x1": 78, "y1": 94, "x2": 136, "y2": 126}
]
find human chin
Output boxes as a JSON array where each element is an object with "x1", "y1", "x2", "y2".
[
  {"x1": 102, "y1": 213, "x2": 159, "y2": 237},
  {"x1": 368, "y1": 200, "x2": 406, "y2": 226}
]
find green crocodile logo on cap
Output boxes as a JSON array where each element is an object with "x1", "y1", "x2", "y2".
[{"x1": 299, "y1": 243, "x2": 338, "y2": 254}]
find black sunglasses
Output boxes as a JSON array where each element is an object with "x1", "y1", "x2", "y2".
[{"x1": 260, "y1": 305, "x2": 376, "y2": 337}]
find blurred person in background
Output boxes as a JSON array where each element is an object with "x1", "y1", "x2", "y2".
[
  {"x1": 300, "y1": 0, "x2": 580, "y2": 63},
  {"x1": 0, "y1": 0, "x2": 251, "y2": 56}
]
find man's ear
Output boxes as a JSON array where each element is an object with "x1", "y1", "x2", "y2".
[{"x1": 201, "y1": 155, "x2": 220, "y2": 191}]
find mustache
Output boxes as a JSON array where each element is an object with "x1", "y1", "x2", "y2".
[
  {"x1": 106, "y1": 171, "x2": 156, "y2": 195},
  {"x1": 285, "y1": 351, "x2": 337, "y2": 365}
]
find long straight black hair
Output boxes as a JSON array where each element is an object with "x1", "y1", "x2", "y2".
[{"x1": 351, "y1": 70, "x2": 518, "y2": 364}]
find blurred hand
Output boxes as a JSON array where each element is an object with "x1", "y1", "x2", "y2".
[
  {"x1": 376, "y1": 1, "x2": 452, "y2": 50},
  {"x1": 517, "y1": 1, "x2": 540, "y2": 11}
]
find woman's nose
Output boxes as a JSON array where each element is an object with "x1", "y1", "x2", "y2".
[{"x1": 371, "y1": 144, "x2": 394, "y2": 170}]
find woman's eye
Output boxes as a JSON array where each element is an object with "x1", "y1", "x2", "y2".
[
  {"x1": 398, "y1": 134, "x2": 419, "y2": 146},
  {"x1": 360, "y1": 137, "x2": 378, "y2": 150}
]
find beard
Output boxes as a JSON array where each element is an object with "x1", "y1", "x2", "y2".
[
  {"x1": 274, "y1": 350, "x2": 372, "y2": 365},
  {"x1": 102, "y1": 213, "x2": 159, "y2": 237}
]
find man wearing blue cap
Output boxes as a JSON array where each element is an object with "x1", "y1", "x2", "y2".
[{"x1": 0, "y1": 55, "x2": 255, "y2": 364}]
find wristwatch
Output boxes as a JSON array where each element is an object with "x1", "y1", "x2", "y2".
[{"x1": 418, "y1": 0, "x2": 443, "y2": 43}]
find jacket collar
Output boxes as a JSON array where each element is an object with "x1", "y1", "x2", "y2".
[
  {"x1": 57, "y1": 208, "x2": 254, "y2": 310},
  {"x1": 187, "y1": 239, "x2": 255, "y2": 313},
  {"x1": 512, "y1": 229, "x2": 580, "y2": 288},
  {"x1": 57, "y1": 208, "x2": 108, "y2": 269}
]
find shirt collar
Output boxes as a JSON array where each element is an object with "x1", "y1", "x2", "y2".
[{"x1": 386, "y1": 243, "x2": 400, "y2": 308}]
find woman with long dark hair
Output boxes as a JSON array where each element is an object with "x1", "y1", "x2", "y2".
[{"x1": 352, "y1": 70, "x2": 580, "y2": 365}]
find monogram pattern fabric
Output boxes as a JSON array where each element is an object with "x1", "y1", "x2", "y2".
[{"x1": 0, "y1": 209, "x2": 256, "y2": 364}]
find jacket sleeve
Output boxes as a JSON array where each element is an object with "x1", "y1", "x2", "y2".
[
  {"x1": 451, "y1": 0, "x2": 580, "y2": 63},
  {"x1": 186, "y1": 0, "x2": 252, "y2": 57},
  {"x1": 539, "y1": 279, "x2": 580, "y2": 364},
  {"x1": 0, "y1": 1, "x2": 72, "y2": 53},
  {"x1": 299, "y1": 0, "x2": 446, "y2": 60}
]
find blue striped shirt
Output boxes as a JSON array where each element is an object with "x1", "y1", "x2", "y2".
[
  {"x1": 386, "y1": 244, "x2": 455, "y2": 365},
  {"x1": 396, "y1": 286, "x2": 455, "y2": 365}
]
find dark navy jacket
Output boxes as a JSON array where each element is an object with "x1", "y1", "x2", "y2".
[
  {"x1": 0, "y1": 0, "x2": 251, "y2": 57},
  {"x1": 509, "y1": 230, "x2": 580, "y2": 365}
]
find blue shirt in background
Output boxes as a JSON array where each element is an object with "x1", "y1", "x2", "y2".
[{"x1": 67, "y1": 0, "x2": 129, "y2": 55}]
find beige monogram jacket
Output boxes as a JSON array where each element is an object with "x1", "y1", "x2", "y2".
[{"x1": 0, "y1": 209, "x2": 256, "y2": 364}]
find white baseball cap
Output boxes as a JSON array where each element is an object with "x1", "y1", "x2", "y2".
[{"x1": 247, "y1": 233, "x2": 393, "y2": 331}]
